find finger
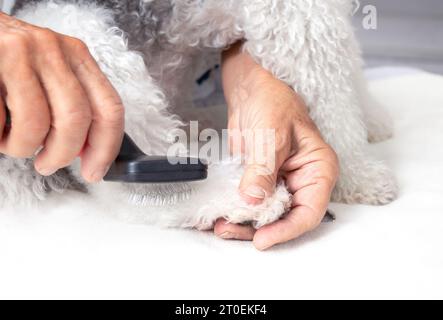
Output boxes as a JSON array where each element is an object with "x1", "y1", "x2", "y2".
[
  {"x1": 253, "y1": 207, "x2": 322, "y2": 251},
  {"x1": 0, "y1": 63, "x2": 50, "y2": 158},
  {"x1": 253, "y1": 182, "x2": 332, "y2": 250},
  {"x1": 239, "y1": 130, "x2": 291, "y2": 205},
  {"x1": 33, "y1": 37, "x2": 92, "y2": 175},
  {"x1": 62, "y1": 37, "x2": 124, "y2": 182},
  {"x1": 239, "y1": 164, "x2": 277, "y2": 205},
  {"x1": 214, "y1": 219, "x2": 256, "y2": 241}
]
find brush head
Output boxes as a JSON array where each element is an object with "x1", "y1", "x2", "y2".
[{"x1": 104, "y1": 155, "x2": 208, "y2": 183}]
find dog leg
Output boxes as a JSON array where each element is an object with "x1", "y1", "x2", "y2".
[{"x1": 355, "y1": 70, "x2": 394, "y2": 143}]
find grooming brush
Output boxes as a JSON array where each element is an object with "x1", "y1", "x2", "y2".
[
  {"x1": 103, "y1": 133, "x2": 208, "y2": 206},
  {"x1": 104, "y1": 133, "x2": 208, "y2": 183}
]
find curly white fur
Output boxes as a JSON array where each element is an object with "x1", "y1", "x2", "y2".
[{"x1": 3, "y1": 0, "x2": 397, "y2": 229}]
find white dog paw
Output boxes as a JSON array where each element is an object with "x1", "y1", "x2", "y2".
[
  {"x1": 332, "y1": 161, "x2": 398, "y2": 205},
  {"x1": 367, "y1": 120, "x2": 394, "y2": 143},
  {"x1": 221, "y1": 184, "x2": 292, "y2": 228},
  {"x1": 363, "y1": 100, "x2": 394, "y2": 143}
]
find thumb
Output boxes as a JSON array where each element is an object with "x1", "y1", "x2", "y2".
[
  {"x1": 239, "y1": 163, "x2": 278, "y2": 205},
  {"x1": 239, "y1": 131, "x2": 290, "y2": 205}
]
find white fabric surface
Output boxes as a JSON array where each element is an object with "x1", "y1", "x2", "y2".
[{"x1": 0, "y1": 69, "x2": 442, "y2": 299}]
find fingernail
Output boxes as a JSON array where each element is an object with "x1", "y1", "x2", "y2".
[
  {"x1": 219, "y1": 232, "x2": 235, "y2": 239},
  {"x1": 38, "y1": 168, "x2": 57, "y2": 176},
  {"x1": 243, "y1": 185, "x2": 266, "y2": 200},
  {"x1": 90, "y1": 166, "x2": 110, "y2": 183}
]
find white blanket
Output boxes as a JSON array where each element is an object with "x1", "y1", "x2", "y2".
[{"x1": 0, "y1": 69, "x2": 442, "y2": 299}]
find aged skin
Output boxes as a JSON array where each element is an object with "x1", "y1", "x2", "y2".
[
  {"x1": 217, "y1": 42, "x2": 338, "y2": 249},
  {"x1": 0, "y1": 10, "x2": 124, "y2": 182}
]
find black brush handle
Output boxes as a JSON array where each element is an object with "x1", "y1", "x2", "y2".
[{"x1": 117, "y1": 133, "x2": 145, "y2": 159}]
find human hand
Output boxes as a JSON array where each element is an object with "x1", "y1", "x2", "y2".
[
  {"x1": 0, "y1": 13, "x2": 124, "y2": 182},
  {"x1": 216, "y1": 42, "x2": 339, "y2": 250}
]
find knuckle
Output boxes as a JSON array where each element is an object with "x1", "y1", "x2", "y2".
[
  {"x1": 33, "y1": 27, "x2": 58, "y2": 43},
  {"x1": 37, "y1": 41, "x2": 65, "y2": 66},
  {"x1": 13, "y1": 63, "x2": 35, "y2": 81},
  {"x1": 66, "y1": 108, "x2": 92, "y2": 126},
  {"x1": 58, "y1": 104, "x2": 92, "y2": 128},
  {"x1": 65, "y1": 37, "x2": 96, "y2": 73},
  {"x1": 97, "y1": 98, "x2": 125, "y2": 126},
  {"x1": 0, "y1": 33, "x2": 30, "y2": 54},
  {"x1": 68, "y1": 37, "x2": 90, "y2": 58}
]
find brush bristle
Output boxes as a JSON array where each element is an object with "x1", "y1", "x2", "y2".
[{"x1": 126, "y1": 182, "x2": 194, "y2": 206}]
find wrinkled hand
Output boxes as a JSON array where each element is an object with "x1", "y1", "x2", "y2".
[
  {"x1": 0, "y1": 13, "x2": 124, "y2": 182},
  {"x1": 216, "y1": 43, "x2": 339, "y2": 250}
]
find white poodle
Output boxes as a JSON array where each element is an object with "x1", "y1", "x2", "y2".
[{"x1": 3, "y1": 0, "x2": 397, "y2": 229}]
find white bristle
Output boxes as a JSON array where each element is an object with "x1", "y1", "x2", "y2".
[{"x1": 127, "y1": 182, "x2": 194, "y2": 206}]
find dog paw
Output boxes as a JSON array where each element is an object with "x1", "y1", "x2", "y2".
[
  {"x1": 221, "y1": 184, "x2": 292, "y2": 228},
  {"x1": 189, "y1": 184, "x2": 292, "y2": 230},
  {"x1": 363, "y1": 100, "x2": 394, "y2": 143},
  {"x1": 367, "y1": 120, "x2": 394, "y2": 143},
  {"x1": 332, "y1": 160, "x2": 398, "y2": 205}
]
